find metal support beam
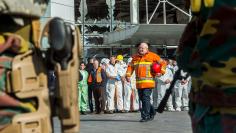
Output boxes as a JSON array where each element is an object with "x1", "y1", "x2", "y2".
[
  {"x1": 147, "y1": 0, "x2": 191, "y2": 24},
  {"x1": 145, "y1": 0, "x2": 148, "y2": 24},
  {"x1": 110, "y1": 0, "x2": 113, "y2": 31},
  {"x1": 166, "y1": 0, "x2": 191, "y2": 17},
  {"x1": 163, "y1": 0, "x2": 166, "y2": 24},
  {"x1": 81, "y1": 0, "x2": 85, "y2": 50},
  {"x1": 189, "y1": 9, "x2": 192, "y2": 21},
  {"x1": 148, "y1": 1, "x2": 161, "y2": 24},
  {"x1": 130, "y1": 0, "x2": 139, "y2": 24}
]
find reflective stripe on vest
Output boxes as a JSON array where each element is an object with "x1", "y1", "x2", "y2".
[
  {"x1": 134, "y1": 62, "x2": 152, "y2": 78},
  {"x1": 136, "y1": 80, "x2": 155, "y2": 83},
  {"x1": 136, "y1": 77, "x2": 153, "y2": 81},
  {"x1": 134, "y1": 62, "x2": 152, "y2": 65}
]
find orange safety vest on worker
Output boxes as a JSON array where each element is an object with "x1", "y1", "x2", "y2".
[
  {"x1": 88, "y1": 67, "x2": 103, "y2": 83},
  {"x1": 126, "y1": 51, "x2": 166, "y2": 89}
]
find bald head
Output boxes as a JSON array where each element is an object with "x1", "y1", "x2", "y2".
[{"x1": 138, "y1": 42, "x2": 149, "y2": 55}]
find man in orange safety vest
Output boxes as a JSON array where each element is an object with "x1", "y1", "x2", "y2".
[{"x1": 126, "y1": 41, "x2": 166, "y2": 122}]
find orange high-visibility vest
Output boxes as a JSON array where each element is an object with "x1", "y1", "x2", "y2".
[
  {"x1": 126, "y1": 51, "x2": 166, "y2": 89},
  {"x1": 88, "y1": 67, "x2": 102, "y2": 83}
]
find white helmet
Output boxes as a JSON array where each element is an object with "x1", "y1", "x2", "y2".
[
  {"x1": 104, "y1": 59, "x2": 110, "y2": 64},
  {"x1": 101, "y1": 58, "x2": 110, "y2": 65},
  {"x1": 101, "y1": 58, "x2": 106, "y2": 64}
]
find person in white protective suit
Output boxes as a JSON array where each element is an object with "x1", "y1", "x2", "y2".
[
  {"x1": 123, "y1": 57, "x2": 140, "y2": 112},
  {"x1": 174, "y1": 68, "x2": 190, "y2": 111},
  {"x1": 114, "y1": 55, "x2": 126, "y2": 112},
  {"x1": 156, "y1": 60, "x2": 174, "y2": 111},
  {"x1": 105, "y1": 55, "x2": 119, "y2": 113}
]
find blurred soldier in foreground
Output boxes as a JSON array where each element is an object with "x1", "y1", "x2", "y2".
[
  {"x1": 0, "y1": 0, "x2": 81, "y2": 132},
  {"x1": 177, "y1": 0, "x2": 236, "y2": 132}
]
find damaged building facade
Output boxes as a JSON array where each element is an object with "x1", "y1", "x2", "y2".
[{"x1": 75, "y1": 0, "x2": 191, "y2": 60}]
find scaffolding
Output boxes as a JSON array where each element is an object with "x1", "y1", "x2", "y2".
[{"x1": 75, "y1": 0, "x2": 191, "y2": 58}]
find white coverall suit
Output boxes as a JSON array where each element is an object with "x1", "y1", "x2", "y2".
[
  {"x1": 105, "y1": 63, "x2": 118, "y2": 111},
  {"x1": 174, "y1": 69, "x2": 190, "y2": 111},
  {"x1": 115, "y1": 61, "x2": 126, "y2": 111},
  {"x1": 124, "y1": 71, "x2": 139, "y2": 112},
  {"x1": 156, "y1": 67, "x2": 174, "y2": 110}
]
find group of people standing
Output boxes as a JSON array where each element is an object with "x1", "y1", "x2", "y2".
[
  {"x1": 78, "y1": 55, "x2": 139, "y2": 115},
  {"x1": 77, "y1": 42, "x2": 191, "y2": 122},
  {"x1": 153, "y1": 59, "x2": 191, "y2": 112}
]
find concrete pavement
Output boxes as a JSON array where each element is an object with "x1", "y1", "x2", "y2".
[{"x1": 79, "y1": 111, "x2": 192, "y2": 133}]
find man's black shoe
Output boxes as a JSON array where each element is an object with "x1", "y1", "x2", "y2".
[
  {"x1": 96, "y1": 111, "x2": 101, "y2": 114},
  {"x1": 139, "y1": 118, "x2": 149, "y2": 122},
  {"x1": 80, "y1": 111, "x2": 87, "y2": 115},
  {"x1": 149, "y1": 115, "x2": 154, "y2": 121}
]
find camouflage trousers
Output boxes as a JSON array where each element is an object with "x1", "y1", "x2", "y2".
[{"x1": 189, "y1": 102, "x2": 236, "y2": 133}]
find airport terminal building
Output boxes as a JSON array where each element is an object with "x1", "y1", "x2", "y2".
[{"x1": 43, "y1": 0, "x2": 191, "y2": 60}]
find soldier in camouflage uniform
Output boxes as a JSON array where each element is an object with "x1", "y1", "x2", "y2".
[
  {"x1": 0, "y1": 37, "x2": 35, "y2": 127},
  {"x1": 0, "y1": 0, "x2": 81, "y2": 132},
  {"x1": 0, "y1": 0, "x2": 47, "y2": 129},
  {"x1": 177, "y1": 0, "x2": 236, "y2": 132}
]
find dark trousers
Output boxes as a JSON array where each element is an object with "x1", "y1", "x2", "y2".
[
  {"x1": 88, "y1": 85, "x2": 94, "y2": 112},
  {"x1": 138, "y1": 89, "x2": 156, "y2": 119},
  {"x1": 93, "y1": 87, "x2": 103, "y2": 113},
  {"x1": 101, "y1": 87, "x2": 106, "y2": 112}
]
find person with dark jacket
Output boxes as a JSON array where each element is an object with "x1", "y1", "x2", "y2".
[
  {"x1": 86, "y1": 57, "x2": 94, "y2": 113},
  {"x1": 88, "y1": 59, "x2": 107, "y2": 114}
]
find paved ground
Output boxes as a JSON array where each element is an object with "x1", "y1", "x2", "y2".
[
  {"x1": 52, "y1": 111, "x2": 192, "y2": 133},
  {"x1": 80, "y1": 111, "x2": 192, "y2": 133}
]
